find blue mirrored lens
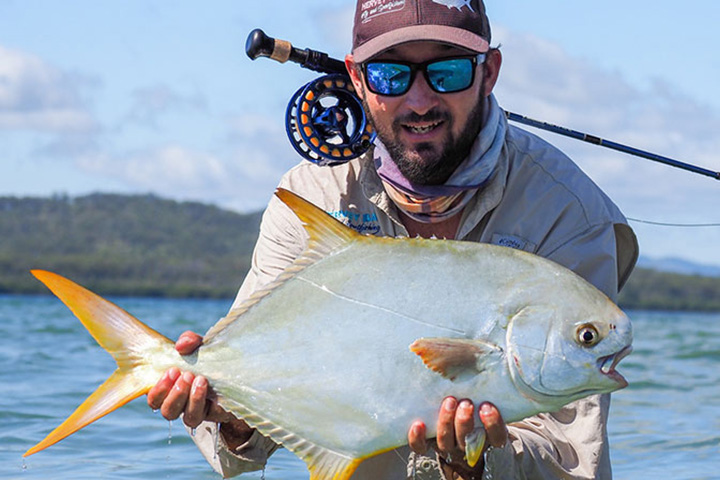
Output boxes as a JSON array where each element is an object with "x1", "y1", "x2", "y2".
[
  {"x1": 365, "y1": 57, "x2": 477, "y2": 95},
  {"x1": 366, "y1": 63, "x2": 412, "y2": 96},
  {"x1": 426, "y1": 58, "x2": 473, "y2": 93}
]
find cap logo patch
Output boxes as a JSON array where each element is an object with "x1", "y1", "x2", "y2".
[
  {"x1": 360, "y1": 0, "x2": 406, "y2": 23},
  {"x1": 432, "y1": 0, "x2": 475, "y2": 12}
]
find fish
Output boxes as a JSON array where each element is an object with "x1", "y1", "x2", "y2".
[
  {"x1": 24, "y1": 188, "x2": 632, "y2": 479},
  {"x1": 432, "y1": 0, "x2": 475, "y2": 13}
]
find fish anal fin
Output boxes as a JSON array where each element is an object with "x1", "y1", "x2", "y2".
[
  {"x1": 217, "y1": 396, "x2": 366, "y2": 480},
  {"x1": 307, "y1": 453, "x2": 363, "y2": 480},
  {"x1": 410, "y1": 337, "x2": 502, "y2": 381},
  {"x1": 307, "y1": 446, "x2": 401, "y2": 480}
]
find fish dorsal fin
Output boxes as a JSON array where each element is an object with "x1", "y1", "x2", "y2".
[
  {"x1": 205, "y1": 189, "x2": 365, "y2": 341},
  {"x1": 217, "y1": 397, "x2": 363, "y2": 480},
  {"x1": 410, "y1": 337, "x2": 503, "y2": 381},
  {"x1": 275, "y1": 187, "x2": 363, "y2": 256}
]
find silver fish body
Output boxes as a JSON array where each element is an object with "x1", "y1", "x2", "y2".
[
  {"x1": 25, "y1": 189, "x2": 632, "y2": 480},
  {"x1": 199, "y1": 221, "x2": 631, "y2": 459}
]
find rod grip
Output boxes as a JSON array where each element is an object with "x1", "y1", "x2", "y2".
[{"x1": 271, "y1": 38, "x2": 292, "y2": 63}]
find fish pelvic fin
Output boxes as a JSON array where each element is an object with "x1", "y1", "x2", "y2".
[
  {"x1": 464, "y1": 424, "x2": 486, "y2": 468},
  {"x1": 24, "y1": 270, "x2": 175, "y2": 457}
]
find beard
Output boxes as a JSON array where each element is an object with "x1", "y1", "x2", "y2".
[{"x1": 364, "y1": 96, "x2": 485, "y2": 186}]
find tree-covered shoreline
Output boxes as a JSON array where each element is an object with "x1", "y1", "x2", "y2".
[
  {"x1": 0, "y1": 193, "x2": 262, "y2": 299},
  {"x1": 1, "y1": 193, "x2": 718, "y2": 310}
]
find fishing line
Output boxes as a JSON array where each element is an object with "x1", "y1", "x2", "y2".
[
  {"x1": 627, "y1": 218, "x2": 720, "y2": 228},
  {"x1": 296, "y1": 276, "x2": 467, "y2": 336}
]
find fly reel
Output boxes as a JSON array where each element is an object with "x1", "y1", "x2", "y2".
[{"x1": 285, "y1": 74, "x2": 376, "y2": 166}]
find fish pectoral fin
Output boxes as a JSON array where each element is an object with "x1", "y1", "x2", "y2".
[{"x1": 410, "y1": 337, "x2": 502, "y2": 381}]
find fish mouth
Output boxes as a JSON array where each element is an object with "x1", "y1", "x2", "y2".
[{"x1": 598, "y1": 345, "x2": 633, "y2": 388}]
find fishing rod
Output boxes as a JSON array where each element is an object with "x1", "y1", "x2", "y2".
[
  {"x1": 504, "y1": 113, "x2": 720, "y2": 181},
  {"x1": 246, "y1": 28, "x2": 720, "y2": 180}
]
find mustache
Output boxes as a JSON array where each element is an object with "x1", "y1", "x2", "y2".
[{"x1": 395, "y1": 109, "x2": 450, "y2": 125}]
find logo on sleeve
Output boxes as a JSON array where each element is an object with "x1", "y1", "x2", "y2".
[{"x1": 491, "y1": 233, "x2": 537, "y2": 253}]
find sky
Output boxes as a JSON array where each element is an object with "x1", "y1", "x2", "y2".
[{"x1": 1, "y1": 1, "x2": 719, "y2": 267}]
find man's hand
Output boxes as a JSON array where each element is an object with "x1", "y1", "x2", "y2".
[
  {"x1": 407, "y1": 397, "x2": 508, "y2": 478},
  {"x1": 147, "y1": 331, "x2": 254, "y2": 450}
]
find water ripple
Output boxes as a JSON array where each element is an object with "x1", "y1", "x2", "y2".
[{"x1": 3, "y1": 299, "x2": 718, "y2": 480}]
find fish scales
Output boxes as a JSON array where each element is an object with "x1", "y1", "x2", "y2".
[{"x1": 24, "y1": 188, "x2": 632, "y2": 480}]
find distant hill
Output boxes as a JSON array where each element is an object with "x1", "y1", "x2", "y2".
[
  {"x1": 618, "y1": 268, "x2": 720, "y2": 311},
  {"x1": 0, "y1": 193, "x2": 718, "y2": 310},
  {"x1": 620, "y1": 256, "x2": 720, "y2": 311},
  {"x1": 637, "y1": 256, "x2": 720, "y2": 278},
  {"x1": 0, "y1": 193, "x2": 262, "y2": 298}
]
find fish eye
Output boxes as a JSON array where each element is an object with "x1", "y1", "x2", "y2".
[{"x1": 576, "y1": 324, "x2": 600, "y2": 347}]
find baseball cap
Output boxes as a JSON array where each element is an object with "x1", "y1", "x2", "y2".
[{"x1": 352, "y1": 0, "x2": 491, "y2": 63}]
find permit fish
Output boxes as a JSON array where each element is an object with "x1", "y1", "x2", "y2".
[{"x1": 24, "y1": 188, "x2": 632, "y2": 479}]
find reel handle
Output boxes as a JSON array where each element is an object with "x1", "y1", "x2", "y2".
[{"x1": 246, "y1": 28, "x2": 347, "y2": 75}]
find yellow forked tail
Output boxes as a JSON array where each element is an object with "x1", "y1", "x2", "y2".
[{"x1": 24, "y1": 270, "x2": 176, "y2": 457}]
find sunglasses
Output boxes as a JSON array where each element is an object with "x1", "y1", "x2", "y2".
[{"x1": 362, "y1": 53, "x2": 486, "y2": 97}]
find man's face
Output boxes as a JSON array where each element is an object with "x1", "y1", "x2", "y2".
[{"x1": 347, "y1": 42, "x2": 500, "y2": 186}]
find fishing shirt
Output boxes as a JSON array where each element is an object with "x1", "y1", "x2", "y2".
[{"x1": 192, "y1": 118, "x2": 639, "y2": 480}]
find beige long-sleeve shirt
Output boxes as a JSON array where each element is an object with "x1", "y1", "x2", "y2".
[{"x1": 195, "y1": 122, "x2": 638, "y2": 479}]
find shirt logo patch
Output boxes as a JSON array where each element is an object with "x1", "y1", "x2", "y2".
[
  {"x1": 491, "y1": 233, "x2": 536, "y2": 252},
  {"x1": 327, "y1": 210, "x2": 381, "y2": 235}
]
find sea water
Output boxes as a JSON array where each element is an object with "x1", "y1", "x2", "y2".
[{"x1": 1, "y1": 295, "x2": 718, "y2": 479}]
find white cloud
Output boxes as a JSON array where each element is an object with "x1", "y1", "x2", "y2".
[
  {"x1": 78, "y1": 145, "x2": 227, "y2": 195},
  {"x1": 0, "y1": 45, "x2": 97, "y2": 132},
  {"x1": 493, "y1": 26, "x2": 720, "y2": 188},
  {"x1": 491, "y1": 26, "x2": 720, "y2": 265},
  {"x1": 74, "y1": 111, "x2": 300, "y2": 212}
]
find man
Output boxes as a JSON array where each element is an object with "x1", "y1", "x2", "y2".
[{"x1": 148, "y1": 1, "x2": 638, "y2": 478}]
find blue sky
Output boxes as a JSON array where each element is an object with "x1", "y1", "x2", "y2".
[{"x1": 1, "y1": 1, "x2": 719, "y2": 267}]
